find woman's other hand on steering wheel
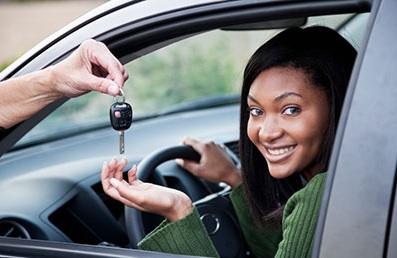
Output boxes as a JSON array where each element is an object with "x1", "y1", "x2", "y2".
[
  {"x1": 176, "y1": 137, "x2": 242, "y2": 188},
  {"x1": 101, "y1": 157, "x2": 193, "y2": 222}
]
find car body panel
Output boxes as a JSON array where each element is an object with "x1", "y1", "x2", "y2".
[
  {"x1": 316, "y1": 1, "x2": 397, "y2": 257},
  {"x1": 0, "y1": 236, "x2": 205, "y2": 258},
  {"x1": 314, "y1": 0, "x2": 397, "y2": 257}
]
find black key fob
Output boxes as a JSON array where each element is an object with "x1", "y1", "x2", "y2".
[{"x1": 109, "y1": 102, "x2": 133, "y2": 131}]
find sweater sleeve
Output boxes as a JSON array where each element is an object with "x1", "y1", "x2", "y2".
[
  {"x1": 275, "y1": 173, "x2": 327, "y2": 258},
  {"x1": 230, "y1": 184, "x2": 282, "y2": 258},
  {"x1": 138, "y1": 206, "x2": 219, "y2": 257}
]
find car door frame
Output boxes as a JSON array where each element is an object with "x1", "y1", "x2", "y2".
[
  {"x1": 0, "y1": 237, "x2": 205, "y2": 258},
  {"x1": 313, "y1": 0, "x2": 397, "y2": 257}
]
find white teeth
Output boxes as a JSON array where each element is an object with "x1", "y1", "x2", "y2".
[{"x1": 268, "y1": 146, "x2": 293, "y2": 155}]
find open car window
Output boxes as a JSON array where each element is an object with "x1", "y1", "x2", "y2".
[{"x1": 13, "y1": 13, "x2": 365, "y2": 148}]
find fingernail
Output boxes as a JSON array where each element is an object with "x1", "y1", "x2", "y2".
[
  {"x1": 108, "y1": 85, "x2": 119, "y2": 96},
  {"x1": 110, "y1": 178, "x2": 120, "y2": 189}
]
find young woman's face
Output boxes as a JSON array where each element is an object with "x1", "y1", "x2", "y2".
[{"x1": 247, "y1": 67, "x2": 330, "y2": 180}]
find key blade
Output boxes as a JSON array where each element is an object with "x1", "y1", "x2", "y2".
[{"x1": 119, "y1": 130, "x2": 125, "y2": 154}]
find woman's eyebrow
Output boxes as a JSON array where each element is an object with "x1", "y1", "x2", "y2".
[
  {"x1": 247, "y1": 94, "x2": 259, "y2": 104},
  {"x1": 274, "y1": 92, "x2": 302, "y2": 102},
  {"x1": 247, "y1": 92, "x2": 302, "y2": 103}
]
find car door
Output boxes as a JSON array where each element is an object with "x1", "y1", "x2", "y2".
[{"x1": 313, "y1": 0, "x2": 397, "y2": 257}]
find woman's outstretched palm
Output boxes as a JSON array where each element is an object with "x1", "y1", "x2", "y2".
[{"x1": 101, "y1": 157, "x2": 192, "y2": 221}]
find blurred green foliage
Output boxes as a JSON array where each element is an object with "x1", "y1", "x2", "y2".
[{"x1": 125, "y1": 37, "x2": 241, "y2": 114}]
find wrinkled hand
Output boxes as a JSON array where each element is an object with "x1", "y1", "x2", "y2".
[
  {"x1": 176, "y1": 137, "x2": 241, "y2": 188},
  {"x1": 52, "y1": 39, "x2": 128, "y2": 98},
  {"x1": 101, "y1": 157, "x2": 193, "y2": 222}
]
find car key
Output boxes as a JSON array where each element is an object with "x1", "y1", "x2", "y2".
[{"x1": 110, "y1": 89, "x2": 133, "y2": 154}]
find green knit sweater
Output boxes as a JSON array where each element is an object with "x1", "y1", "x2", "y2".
[{"x1": 138, "y1": 173, "x2": 326, "y2": 257}]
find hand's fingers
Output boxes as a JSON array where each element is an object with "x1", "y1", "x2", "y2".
[
  {"x1": 92, "y1": 40, "x2": 128, "y2": 88},
  {"x1": 109, "y1": 178, "x2": 149, "y2": 211},
  {"x1": 101, "y1": 161, "x2": 112, "y2": 190},
  {"x1": 181, "y1": 137, "x2": 201, "y2": 149},
  {"x1": 108, "y1": 157, "x2": 118, "y2": 168},
  {"x1": 111, "y1": 178, "x2": 130, "y2": 189},
  {"x1": 101, "y1": 158, "x2": 119, "y2": 180},
  {"x1": 127, "y1": 165, "x2": 139, "y2": 184},
  {"x1": 84, "y1": 40, "x2": 129, "y2": 94},
  {"x1": 103, "y1": 61, "x2": 128, "y2": 90},
  {"x1": 86, "y1": 75, "x2": 122, "y2": 96},
  {"x1": 181, "y1": 137, "x2": 212, "y2": 156},
  {"x1": 109, "y1": 178, "x2": 121, "y2": 188},
  {"x1": 101, "y1": 161, "x2": 127, "y2": 200},
  {"x1": 175, "y1": 158, "x2": 184, "y2": 167},
  {"x1": 109, "y1": 177, "x2": 193, "y2": 221},
  {"x1": 176, "y1": 158, "x2": 201, "y2": 176},
  {"x1": 107, "y1": 178, "x2": 137, "y2": 206},
  {"x1": 114, "y1": 157, "x2": 128, "y2": 181},
  {"x1": 115, "y1": 157, "x2": 128, "y2": 171},
  {"x1": 71, "y1": 39, "x2": 126, "y2": 97},
  {"x1": 179, "y1": 137, "x2": 203, "y2": 162}
]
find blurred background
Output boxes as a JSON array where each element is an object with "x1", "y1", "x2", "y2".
[{"x1": 0, "y1": 0, "x2": 107, "y2": 71}]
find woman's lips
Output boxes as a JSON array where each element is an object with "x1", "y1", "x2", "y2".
[{"x1": 263, "y1": 145, "x2": 296, "y2": 163}]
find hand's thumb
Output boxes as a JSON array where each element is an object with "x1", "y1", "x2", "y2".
[
  {"x1": 89, "y1": 75, "x2": 121, "y2": 96},
  {"x1": 110, "y1": 178, "x2": 121, "y2": 188}
]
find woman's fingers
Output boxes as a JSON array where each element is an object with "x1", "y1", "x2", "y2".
[
  {"x1": 101, "y1": 157, "x2": 193, "y2": 221},
  {"x1": 127, "y1": 165, "x2": 139, "y2": 184},
  {"x1": 114, "y1": 157, "x2": 128, "y2": 180},
  {"x1": 101, "y1": 157, "x2": 128, "y2": 192}
]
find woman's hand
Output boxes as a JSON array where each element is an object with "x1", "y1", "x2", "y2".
[
  {"x1": 101, "y1": 157, "x2": 193, "y2": 222},
  {"x1": 176, "y1": 137, "x2": 242, "y2": 188}
]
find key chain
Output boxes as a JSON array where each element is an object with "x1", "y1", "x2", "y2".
[{"x1": 109, "y1": 88, "x2": 133, "y2": 154}]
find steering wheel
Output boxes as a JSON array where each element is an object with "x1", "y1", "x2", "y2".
[{"x1": 124, "y1": 145, "x2": 248, "y2": 257}]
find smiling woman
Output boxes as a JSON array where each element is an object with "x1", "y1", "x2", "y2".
[
  {"x1": 239, "y1": 25, "x2": 356, "y2": 224},
  {"x1": 100, "y1": 26, "x2": 357, "y2": 258},
  {"x1": 247, "y1": 66, "x2": 330, "y2": 181}
]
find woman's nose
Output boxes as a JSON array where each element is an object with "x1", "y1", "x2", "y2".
[{"x1": 258, "y1": 116, "x2": 283, "y2": 143}]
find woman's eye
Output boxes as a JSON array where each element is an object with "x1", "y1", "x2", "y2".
[
  {"x1": 249, "y1": 107, "x2": 263, "y2": 117},
  {"x1": 283, "y1": 106, "x2": 301, "y2": 116}
]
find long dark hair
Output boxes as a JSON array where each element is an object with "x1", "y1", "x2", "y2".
[{"x1": 239, "y1": 26, "x2": 357, "y2": 224}]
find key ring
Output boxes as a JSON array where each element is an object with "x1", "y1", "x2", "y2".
[{"x1": 113, "y1": 88, "x2": 125, "y2": 103}]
